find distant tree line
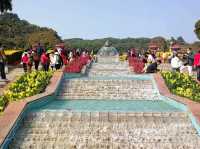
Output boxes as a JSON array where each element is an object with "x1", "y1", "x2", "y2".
[{"x1": 64, "y1": 36, "x2": 190, "y2": 53}]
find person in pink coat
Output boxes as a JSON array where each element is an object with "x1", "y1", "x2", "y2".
[
  {"x1": 21, "y1": 52, "x2": 29, "y2": 72},
  {"x1": 40, "y1": 52, "x2": 49, "y2": 71},
  {"x1": 194, "y1": 50, "x2": 200, "y2": 81}
]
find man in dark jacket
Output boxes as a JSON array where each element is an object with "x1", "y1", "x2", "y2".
[
  {"x1": 186, "y1": 48, "x2": 195, "y2": 76},
  {"x1": 146, "y1": 60, "x2": 161, "y2": 73}
]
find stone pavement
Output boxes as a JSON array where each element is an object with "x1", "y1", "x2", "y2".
[{"x1": 0, "y1": 66, "x2": 24, "y2": 95}]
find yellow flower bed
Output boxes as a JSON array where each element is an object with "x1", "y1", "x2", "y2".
[
  {"x1": 156, "y1": 50, "x2": 173, "y2": 60},
  {"x1": 161, "y1": 71, "x2": 200, "y2": 102},
  {"x1": 119, "y1": 54, "x2": 127, "y2": 61},
  {"x1": 4, "y1": 49, "x2": 23, "y2": 56}
]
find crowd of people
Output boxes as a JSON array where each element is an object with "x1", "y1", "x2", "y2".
[
  {"x1": 128, "y1": 48, "x2": 162, "y2": 73},
  {"x1": 170, "y1": 48, "x2": 200, "y2": 81},
  {"x1": 21, "y1": 43, "x2": 93, "y2": 73},
  {"x1": 128, "y1": 47, "x2": 200, "y2": 82},
  {"x1": 1, "y1": 42, "x2": 200, "y2": 83}
]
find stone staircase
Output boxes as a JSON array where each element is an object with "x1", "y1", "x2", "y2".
[
  {"x1": 57, "y1": 79, "x2": 159, "y2": 100},
  {"x1": 8, "y1": 57, "x2": 200, "y2": 149},
  {"x1": 10, "y1": 111, "x2": 200, "y2": 148}
]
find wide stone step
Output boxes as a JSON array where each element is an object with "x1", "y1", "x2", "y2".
[
  {"x1": 10, "y1": 141, "x2": 200, "y2": 149},
  {"x1": 10, "y1": 111, "x2": 200, "y2": 148},
  {"x1": 88, "y1": 70, "x2": 131, "y2": 76},
  {"x1": 25, "y1": 111, "x2": 188, "y2": 121},
  {"x1": 61, "y1": 79, "x2": 153, "y2": 84},
  {"x1": 91, "y1": 62, "x2": 129, "y2": 68},
  {"x1": 18, "y1": 124, "x2": 197, "y2": 136},
  {"x1": 11, "y1": 131, "x2": 200, "y2": 148},
  {"x1": 57, "y1": 95, "x2": 159, "y2": 100},
  {"x1": 12, "y1": 134, "x2": 200, "y2": 143},
  {"x1": 57, "y1": 79, "x2": 158, "y2": 100}
]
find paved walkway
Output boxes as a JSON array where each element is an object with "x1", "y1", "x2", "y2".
[{"x1": 0, "y1": 66, "x2": 24, "y2": 95}]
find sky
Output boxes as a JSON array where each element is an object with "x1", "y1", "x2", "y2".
[{"x1": 13, "y1": 0, "x2": 200, "y2": 43}]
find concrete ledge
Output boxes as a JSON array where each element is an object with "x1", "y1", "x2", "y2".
[
  {"x1": 154, "y1": 73, "x2": 200, "y2": 123},
  {"x1": 0, "y1": 70, "x2": 63, "y2": 146}
]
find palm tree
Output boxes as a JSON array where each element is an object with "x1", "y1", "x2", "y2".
[{"x1": 0, "y1": 0, "x2": 12, "y2": 14}]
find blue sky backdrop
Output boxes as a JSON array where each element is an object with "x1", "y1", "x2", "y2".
[{"x1": 13, "y1": 0, "x2": 200, "y2": 42}]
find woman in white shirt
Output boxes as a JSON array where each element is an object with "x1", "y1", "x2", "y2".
[{"x1": 171, "y1": 54, "x2": 184, "y2": 72}]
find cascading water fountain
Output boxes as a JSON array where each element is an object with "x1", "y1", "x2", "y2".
[{"x1": 8, "y1": 41, "x2": 200, "y2": 148}]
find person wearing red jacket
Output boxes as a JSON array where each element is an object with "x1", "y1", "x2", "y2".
[
  {"x1": 194, "y1": 50, "x2": 200, "y2": 81},
  {"x1": 41, "y1": 52, "x2": 49, "y2": 71},
  {"x1": 21, "y1": 52, "x2": 29, "y2": 72}
]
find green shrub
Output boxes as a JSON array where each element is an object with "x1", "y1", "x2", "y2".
[
  {"x1": 161, "y1": 71, "x2": 200, "y2": 102},
  {"x1": 0, "y1": 96, "x2": 8, "y2": 112},
  {"x1": 0, "y1": 71, "x2": 53, "y2": 112}
]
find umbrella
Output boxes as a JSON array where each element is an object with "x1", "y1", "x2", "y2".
[{"x1": 46, "y1": 50, "x2": 53, "y2": 54}]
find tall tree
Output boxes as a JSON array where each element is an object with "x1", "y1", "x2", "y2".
[
  {"x1": 170, "y1": 37, "x2": 176, "y2": 43},
  {"x1": 27, "y1": 30, "x2": 62, "y2": 48},
  {"x1": 0, "y1": 0, "x2": 12, "y2": 13},
  {"x1": 195, "y1": 20, "x2": 200, "y2": 40},
  {"x1": 177, "y1": 36, "x2": 186, "y2": 44},
  {"x1": 150, "y1": 36, "x2": 168, "y2": 50}
]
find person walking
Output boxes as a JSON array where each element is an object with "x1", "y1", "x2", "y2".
[
  {"x1": 49, "y1": 52, "x2": 55, "y2": 70},
  {"x1": 41, "y1": 52, "x2": 49, "y2": 71},
  {"x1": 21, "y1": 52, "x2": 29, "y2": 72},
  {"x1": 0, "y1": 45, "x2": 6, "y2": 79},
  {"x1": 194, "y1": 50, "x2": 200, "y2": 81},
  {"x1": 33, "y1": 47, "x2": 40, "y2": 71},
  {"x1": 54, "y1": 51, "x2": 61, "y2": 70},
  {"x1": 33, "y1": 43, "x2": 44, "y2": 70},
  {"x1": 186, "y1": 48, "x2": 194, "y2": 76},
  {"x1": 27, "y1": 51, "x2": 34, "y2": 72}
]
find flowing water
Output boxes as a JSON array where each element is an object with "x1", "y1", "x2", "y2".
[{"x1": 9, "y1": 58, "x2": 200, "y2": 149}]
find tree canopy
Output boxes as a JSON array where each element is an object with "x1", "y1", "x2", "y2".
[
  {"x1": 195, "y1": 20, "x2": 200, "y2": 40},
  {"x1": 0, "y1": 13, "x2": 61, "y2": 48},
  {"x1": 27, "y1": 30, "x2": 61, "y2": 48},
  {"x1": 0, "y1": 0, "x2": 12, "y2": 13}
]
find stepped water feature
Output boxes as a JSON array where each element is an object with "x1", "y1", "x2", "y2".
[
  {"x1": 57, "y1": 78, "x2": 159, "y2": 100},
  {"x1": 87, "y1": 62, "x2": 133, "y2": 77},
  {"x1": 8, "y1": 50, "x2": 200, "y2": 148}
]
